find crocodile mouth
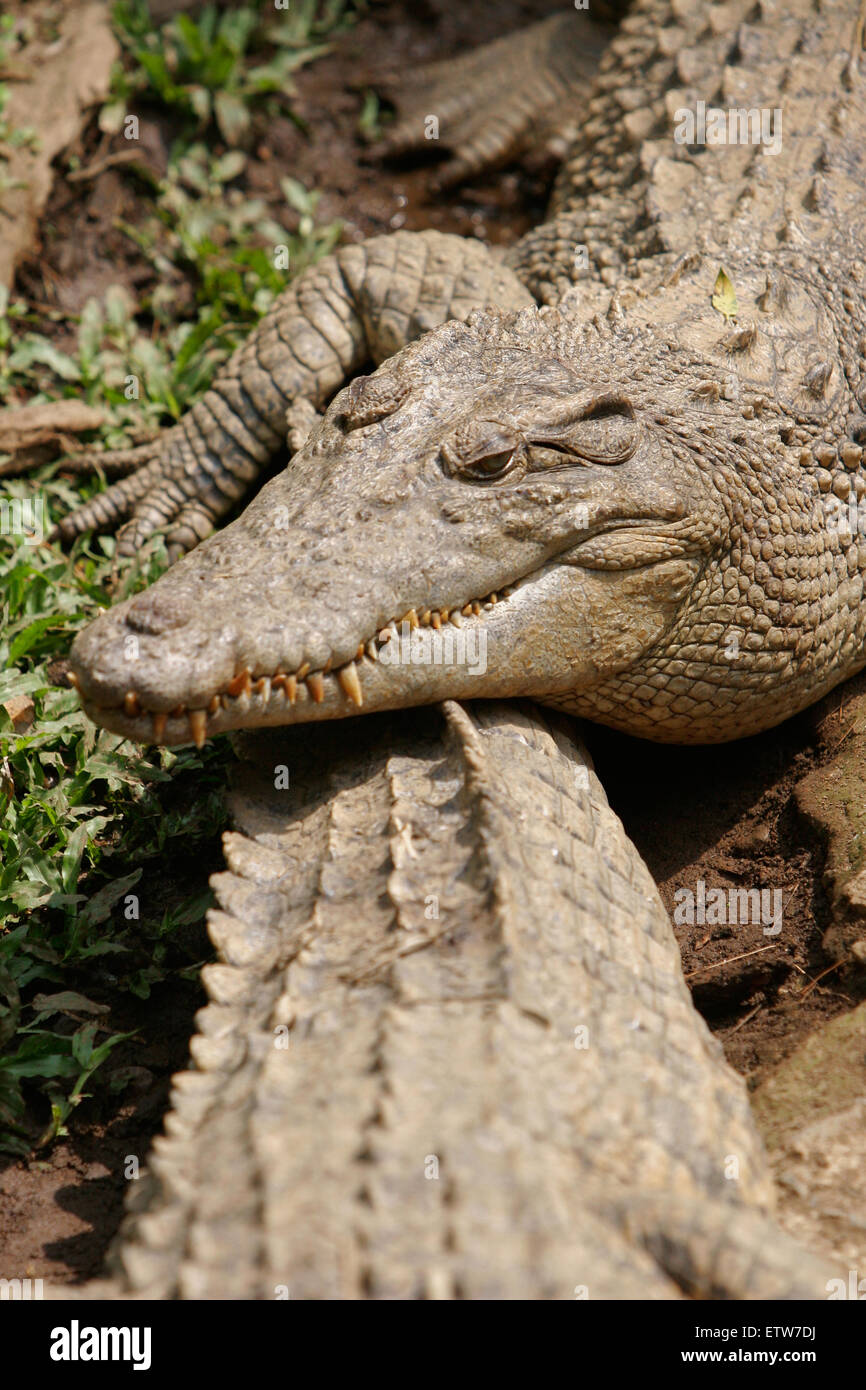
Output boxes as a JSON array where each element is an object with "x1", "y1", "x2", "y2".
[{"x1": 70, "y1": 583, "x2": 516, "y2": 747}]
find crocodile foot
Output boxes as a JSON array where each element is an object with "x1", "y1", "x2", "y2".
[{"x1": 374, "y1": 11, "x2": 612, "y2": 189}]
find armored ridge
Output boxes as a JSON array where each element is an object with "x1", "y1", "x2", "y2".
[{"x1": 93, "y1": 703, "x2": 833, "y2": 1299}]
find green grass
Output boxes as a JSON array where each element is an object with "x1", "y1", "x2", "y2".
[
  {"x1": 0, "y1": 0, "x2": 358, "y2": 1155},
  {"x1": 0, "y1": 500, "x2": 232, "y2": 1154},
  {"x1": 105, "y1": 0, "x2": 358, "y2": 146}
]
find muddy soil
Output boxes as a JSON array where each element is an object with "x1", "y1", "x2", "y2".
[{"x1": 2, "y1": 0, "x2": 864, "y2": 1288}]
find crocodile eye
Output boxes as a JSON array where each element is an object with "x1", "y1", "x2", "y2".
[
  {"x1": 464, "y1": 448, "x2": 516, "y2": 480},
  {"x1": 441, "y1": 422, "x2": 522, "y2": 483}
]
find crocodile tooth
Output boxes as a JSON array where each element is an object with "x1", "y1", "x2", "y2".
[
  {"x1": 296, "y1": 662, "x2": 311, "y2": 680},
  {"x1": 450, "y1": 610, "x2": 463, "y2": 628},
  {"x1": 189, "y1": 710, "x2": 207, "y2": 749},
  {"x1": 286, "y1": 674, "x2": 297, "y2": 704},
  {"x1": 421, "y1": 609, "x2": 432, "y2": 626},
  {"x1": 255, "y1": 676, "x2": 271, "y2": 704},
  {"x1": 489, "y1": 593, "x2": 498, "y2": 604},
  {"x1": 405, "y1": 609, "x2": 419, "y2": 629},
  {"x1": 462, "y1": 603, "x2": 473, "y2": 616},
  {"x1": 226, "y1": 668, "x2": 252, "y2": 698},
  {"x1": 322, "y1": 658, "x2": 332, "y2": 674},
  {"x1": 307, "y1": 672, "x2": 325, "y2": 702},
  {"x1": 124, "y1": 691, "x2": 140, "y2": 718},
  {"x1": 366, "y1": 641, "x2": 378, "y2": 662},
  {"x1": 355, "y1": 643, "x2": 366, "y2": 662},
  {"x1": 431, "y1": 611, "x2": 442, "y2": 629},
  {"x1": 471, "y1": 602, "x2": 482, "y2": 616},
  {"x1": 152, "y1": 712, "x2": 167, "y2": 742},
  {"x1": 338, "y1": 661, "x2": 363, "y2": 707},
  {"x1": 208, "y1": 695, "x2": 220, "y2": 715}
]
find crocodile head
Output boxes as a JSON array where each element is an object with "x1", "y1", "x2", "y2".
[{"x1": 70, "y1": 286, "x2": 852, "y2": 746}]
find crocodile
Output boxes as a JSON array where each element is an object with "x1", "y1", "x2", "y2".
[
  {"x1": 48, "y1": 0, "x2": 866, "y2": 1296},
  {"x1": 67, "y1": 0, "x2": 866, "y2": 753},
  {"x1": 78, "y1": 701, "x2": 834, "y2": 1299}
]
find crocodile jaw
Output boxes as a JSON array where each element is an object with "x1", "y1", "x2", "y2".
[{"x1": 74, "y1": 555, "x2": 699, "y2": 746}]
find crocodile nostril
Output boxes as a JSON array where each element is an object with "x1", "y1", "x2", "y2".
[{"x1": 126, "y1": 593, "x2": 192, "y2": 636}]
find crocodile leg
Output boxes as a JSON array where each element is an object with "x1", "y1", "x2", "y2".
[
  {"x1": 56, "y1": 231, "x2": 532, "y2": 558},
  {"x1": 374, "y1": 10, "x2": 615, "y2": 189},
  {"x1": 99, "y1": 701, "x2": 834, "y2": 1299}
]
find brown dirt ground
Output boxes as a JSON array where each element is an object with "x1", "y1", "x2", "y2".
[{"x1": 2, "y1": 0, "x2": 864, "y2": 1288}]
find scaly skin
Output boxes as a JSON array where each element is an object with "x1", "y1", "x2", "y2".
[
  {"x1": 70, "y1": 0, "x2": 866, "y2": 749},
  {"x1": 375, "y1": 9, "x2": 615, "y2": 188},
  {"x1": 81, "y1": 703, "x2": 836, "y2": 1299}
]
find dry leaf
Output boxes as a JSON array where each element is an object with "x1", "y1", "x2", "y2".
[
  {"x1": 0, "y1": 399, "x2": 104, "y2": 449},
  {"x1": 711, "y1": 267, "x2": 739, "y2": 323},
  {"x1": 0, "y1": 2, "x2": 119, "y2": 292}
]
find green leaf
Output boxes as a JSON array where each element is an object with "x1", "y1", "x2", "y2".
[
  {"x1": 212, "y1": 150, "x2": 247, "y2": 183},
  {"x1": 280, "y1": 176, "x2": 316, "y2": 216},
  {"x1": 174, "y1": 13, "x2": 207, "y2": 64},
  {"x1": 8, "y1": 338, "x2": 81, "y2": 381},
  {"x1": 78, "y1": 868, "x2": 143, "y2": 928},
  {"x1": 175, "y1": 310, "x2": 222, "y2": 372},
  {"x1": 73, "y1": 1029, "x2": 134, "y2": 1082},
  {"x1": 71, "y1": 1020, "x2": 98, "y2": 1068},
  {"x1": 214, "y1": 89, "x2": 251, "y2": 146},
  {"x1": 136, "y1": 50, "x2": 175, "y2": 101},
  {"x1": 60, "y1": 822, "x2": 91, "y2": 896},
  {"x1": 188, "y1": 84, "x2": 212, "y2": 124},
  {"x1": 8, "y1": 614, "x2": 62, "y2": 663},
  {"x1": 0, "y1": 1053, "x2": 78, "y2": 1080}
]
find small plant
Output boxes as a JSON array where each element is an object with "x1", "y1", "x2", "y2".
[
  {"x1": 105, "y1": 0, "x2": 356, "y2": 146},
  {"x1": 0, "y1": 501, "x2": 231, "y2": 1154}
]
